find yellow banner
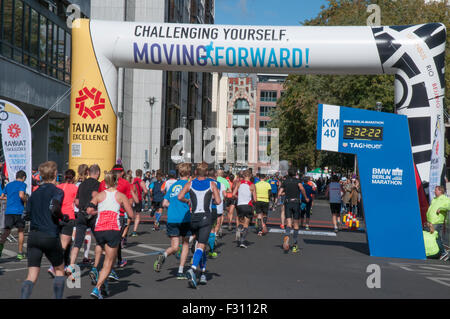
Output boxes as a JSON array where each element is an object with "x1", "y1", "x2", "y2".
[{"x1": 69, "y1": 19, "x2": 116, "y2": 177}]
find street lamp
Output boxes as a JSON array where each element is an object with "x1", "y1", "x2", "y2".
[{"x1": 147, "y1": 97, "x2": 157, "y2": 170}]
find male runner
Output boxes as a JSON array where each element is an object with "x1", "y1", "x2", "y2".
[
  {"x1": 67, "y1": 164, "x2": 100, "y2": 281},
  {"x1": 20, "y1": 161, "x2": 65, "y2": 299},
  {"x1": 325, "y1": 175, "x2": 344, "y2": 232},
  {"x1": 149, "y1": 171, "x2": 165, "y2": 231},
  {"x1": 207, "y1": 168, "x2": 226, "y2": 258},
  {"x1": 154, "y1": 163, "x2": 192, "y2": 278},
  {"x1": 215, "y1": 170, "x2": 229, "y2": 239},
  {"x1": 0, "y1": 170, "x2": 27, "y2": 260},
  {"x1": 300, "y1": 176, "x2": 316, "y2": 230},
  {"x1": 255, "y1": 174, "x2": 272, "y2": 236},
  {"x1": 225, "y1": 174, "x2": 236, "y2": 231},
  {"x1": 277, "y1": 168, "x2": 309, "y2": 253},
  {"x1": 130, "y1": 169, "x2": 147, "y2": 237},
  {"x1": 233, "y1": 170, "x2": 257, "y2": 248},
  {"x1": 177, "y1": 162, "x2": 221, "y2": 288}
]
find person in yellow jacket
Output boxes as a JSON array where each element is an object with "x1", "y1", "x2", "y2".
[
  {"x1": 426, "y1": 185, "x2": 449, "y2": 260},
  {"x1": 423, "y1": 222, "x2": 441, "y2": 259}
]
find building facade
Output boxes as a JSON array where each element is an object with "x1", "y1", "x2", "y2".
[
  {"x1": 0, "y1": 0, "x2": 214, "y2": 175},
  {"x1": 0, "y1": 0, "x2": 90, "y2": 172}
]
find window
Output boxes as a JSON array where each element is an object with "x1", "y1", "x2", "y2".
[
  {"x1": 260, "y1": 90, "x2": 277, "y2": 102},
  {"x1": 234, "y1": 98, "x2": 249, "y2": 110},
  {"x1": 233, "y1": 114, "x2": 249, "y2": 127},
  {"x1": 260, "y1": 106, "x2": 274, "y2": 117},
  {"x1": 0, "y1": 0, "x2": 72, "y2": 83},
  {"x1": 260, "y1": 120, "x2": 269, "y2": 128}
]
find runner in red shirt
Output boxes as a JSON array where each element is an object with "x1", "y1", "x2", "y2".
[{"x1": 130, "y1": 169, "x2": 147, "y2": 237}]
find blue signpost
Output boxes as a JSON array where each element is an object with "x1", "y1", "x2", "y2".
[{"x1": 317, "y1": 104, "x2": 426, "y2": 260}]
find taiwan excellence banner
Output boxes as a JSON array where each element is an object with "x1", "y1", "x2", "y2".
[
  {"x1": 0, "y1": 100, "x2": 32, "y2": 194},
  {"x1": 429, "y1": 119, "x2": 445, "y2": 202}
]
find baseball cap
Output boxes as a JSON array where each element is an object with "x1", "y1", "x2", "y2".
[
  {"x1": 169, "y1": 169, "x2": 176, "y2": 176},
  {"x1": 341, "y1": 177, "x2": 347, "y2": 181}
]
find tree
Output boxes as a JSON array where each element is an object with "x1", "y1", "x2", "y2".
[{"x1": 270, "y1": 0, "x2": 450, "y2": 171}]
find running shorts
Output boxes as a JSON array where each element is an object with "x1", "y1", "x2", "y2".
[
  {"x1": 300, "y1": 202, "x2": 312, "y2": 219},
  {"x1": 4, "y1": 214, "x2": 25, "y2": 230},
  {"x1": 166, "y1": 222, "x2": 192, "y2": 237},
  {"x1": 152, "y1": 201, "x2": 162, "y2": 210},
  {"x1": 225, "y1": 198, "x2": 236, "y2": 208},
  {"x1": 190, "y1": 213, "x2": 212, "y2": 245},
  {"x1": 330, "y1": 203, "x2": 341, "y2": 215},
  {"x1": 255, "y1": 201, "x2": 269, "y2": 215},
  {"x1": 27, "y1": 230, "x2": 64, "y2": 268},
  {"x1": 60, "y1": 219, "x2": 76, "y2": 236},
  {"x1": 237, "y1": 205, "x2": 253, "y2": 219},
  {"x1": 74, "y1": 211, "x2": 97, "y2": 249},
  {"x1": 94, "y1": 230, "x2": 121, "y2": 248},
  {"x1": 284, "y1": 200, "x2": 301, "y2": 220},
  {"x1": 133, "y1": 201, "x2": 143, "y2": 213}
]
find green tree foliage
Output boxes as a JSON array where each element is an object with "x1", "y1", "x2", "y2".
[{"x1": 270, "y1": 0, "x2": 449, "y2": 172}]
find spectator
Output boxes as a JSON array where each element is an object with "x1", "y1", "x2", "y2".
[{"x1": 426, "y1": 185, "x2": 449, "y2": 260}]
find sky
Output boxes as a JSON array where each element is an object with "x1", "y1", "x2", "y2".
[{"x1": 215, "y1": 0, "x2": 329, "y2": 26}]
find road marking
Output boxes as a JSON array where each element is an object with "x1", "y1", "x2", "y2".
[
  {"x1": 268, "y1": 228, "x2": 337, "y2": 237},
  {"x1": 136, "y1": 244, "x2": 165, "y2": 252},
  {"x1": 390, "y1": 262, "x2": 450, "y2": 288},
  {"x1": 121, "y1": 248, "x2": 148, "y2": 257}
]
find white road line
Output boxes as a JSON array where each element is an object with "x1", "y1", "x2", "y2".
[
  {"x1": 136, "y1": 244, "x2": 165, "y2": 252},
  {"x1": 268, "y1": 228, "x2": 337, "y2": 237},
  {"x1": 121, "y1": 248, "x2": 148, "y2": 257}
]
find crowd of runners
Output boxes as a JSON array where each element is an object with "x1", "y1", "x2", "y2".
[{"x1": 0, "y1": 160, "x2": 329, "y2": 299}]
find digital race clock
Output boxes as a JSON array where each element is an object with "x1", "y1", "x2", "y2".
[{"x1": 343, "y1": 125, "x2": 383, "y2": 140}]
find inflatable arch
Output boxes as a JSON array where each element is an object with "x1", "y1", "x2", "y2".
[{"x1": 70, "y1": 19, "x2": 446, "y2": 186}]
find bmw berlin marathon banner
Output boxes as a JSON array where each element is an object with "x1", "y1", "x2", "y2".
[
  {"x1": 0, "y1": 100, "x2": 32, "y2": 194},
  {"x1": 317, "y1": 104, "x2": 425, "y2": 260},
  {"x1": 70, "y1": 20, "x2": 445, "y2": 187}
]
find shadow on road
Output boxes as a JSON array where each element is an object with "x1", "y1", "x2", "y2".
[{"x1": 303, "y1": 238, "x2": 369, "y2": 255}]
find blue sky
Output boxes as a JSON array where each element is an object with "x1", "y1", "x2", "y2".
[{"x1": 215, "y1": 0, "x2": 329, "y2": 26}]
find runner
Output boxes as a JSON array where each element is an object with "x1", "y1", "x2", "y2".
[
  {"x1": 149, "y1": 171, "x2": 165, "y2": 231},
  {"x1": 207, "y1": 168, "x2": 226, "y2": 258},
  {"x1": 177, "y1": 162, "x2": 221, "y2": 288},
  {"x1": 225, "y1": 173, "x2": 236, "y2": 231},
  {"x1": 68, "y1": 164, "x2": 101, "y2": 282},
  {"x1": 20, "y1": 161, "x2": 65, "y2": 299},
  {"x1": 129, "y1": 169, "x2": 147, "y2": 237},
  {"x1": 88, "y1": 171, "x2": 134, "y2": 299},
  {"x1": 48, "y1": 169, "x2": 78, "y2": 277},
  {"x1": 300, "y1": 176, "x2": 316, "y2": 231},
  {"x1": 255, "y1": 174, "x2": 272, "y2": 236},
  {"x1": 215, "y1": 170, "x2": 230, "y2": 238},
  {"x1": 0, "y1": 170, "x2": 27, "y2": 261},
  {"x1": 268, "y1": 176, "x2": 279, "y2": 209},
  {"x1": 233, "y1": 170, "x2": 257, "y2": 248},
  {"x1": 277, "y1": 168, "x2": 309, "y2": 253},
  {"x1": 154, "y1": 163, "x2": 192, "y2": 278},
  {"x1": 325, "y1": 175, "x2": 344, "y2": 232},
  {"x1": 74, "y1": 164, "x2": 92, "y2": 265}
]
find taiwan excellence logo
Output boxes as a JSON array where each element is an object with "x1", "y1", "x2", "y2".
[
  {"x1": 7, "y1": 123, "x2": 21, "y2": 138},
  {"x1": 75, "y1": 87, "x2": 106, "y2": 119}
]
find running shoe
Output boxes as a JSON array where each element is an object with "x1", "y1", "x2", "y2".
[
  {"x1": 283, "y1": 236, "x2": 290, "y2": 252},
  {"x1": 89, "y1": 267, "x2": 99, "y2": 285},
  {"x1": 186, "y1": 268, "x2": 197, "y2": 289},
  {"x1": 334, "y1": 228, "x2": 339, "y2": 233},
  {"x1": 292, "y1": 244, "x2": 299, "y2": 253},
  {"x1": 305, "y1": 225, "x2": 310, "y2": 231},
  {"x1": 101, "y1": 281, "x2": 110, "y2": 297},
  {"x1": 0, "y1": 243, "x2": 3, "y2": 258},
  {"x1": 199, "y1": 273, "x2": 207, "y2": 285},
  {"x1": 208, "y1": 251, "x2": 218, "y2": 258},
  {"x1": 440, "y1": 250, "x2": 449, "y2": 261},
  {"x1": 90, "y1": 287, "x2": 103, "y2": 299},
  {"x1": 153, "y1": 253, "x2": 165, "y2": 272},
  {"x1": 130, "y1": 232, "x2": 138, "y2": 237},
  {"x1": 108, "y1": 269, "x2": 120, "y2": 281},
  {"x1": 16, "y1": 253, "x2": 25, "y2": 261},
  {"x1": 239, "y1": 242, "x2": 248, "y2": 249},
  {"x1": 176, "y1": 272, "x2": 187, "y2": 280},
  {"x1": 257, "y1": 231, "x2": 263, "y2": 237},
  {"x1": 48, "y1": 266, "x2": 56, "y2": 278},
  {"x1": 280, "y1": 225, "x2": 285, "y2": 230},
  {"x1": 118, "y1": 259, "x2": 128, "y2": 268}
]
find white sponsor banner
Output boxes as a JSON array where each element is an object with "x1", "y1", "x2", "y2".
[
  {"x1": 429, "y1": 119, "x2": 444, "y2": 202},
  {"x1": 320, "y1": 104, "x2": 340, "y2": 152},
  {"x1": 0, "y1": 100, "x2": 32, "y2": 194}
]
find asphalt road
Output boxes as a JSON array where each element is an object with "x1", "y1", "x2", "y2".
[{"x1": 0, "y1": 200, "x2": 449, "y2": 299}]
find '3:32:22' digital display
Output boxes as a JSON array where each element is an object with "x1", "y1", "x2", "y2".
[{"x1": 343, "y1": 125, "x2": 383, "y2": 141}]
